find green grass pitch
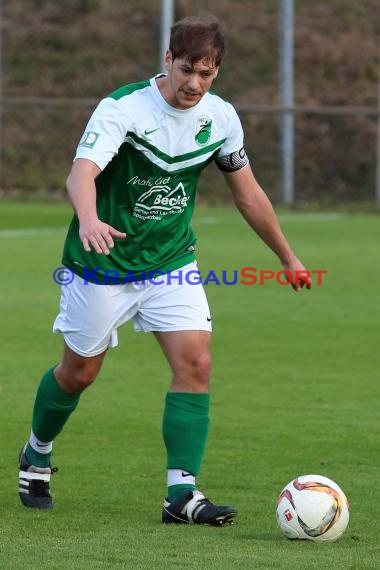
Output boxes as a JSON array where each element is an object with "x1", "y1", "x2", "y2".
[{"x1": 0, "y1": 201, "x2": 379, "y2": 569}]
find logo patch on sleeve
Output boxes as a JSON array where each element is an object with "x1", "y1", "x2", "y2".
[
  {"x1": 195, "y1": 118, "x2": 212, "y2": 146},
  {"x1": 79, "y1": 131, "x2": 100, "y2": 148}
]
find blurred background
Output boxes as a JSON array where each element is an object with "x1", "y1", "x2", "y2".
[{"x1": 1, "y1": 0, "x2": 379, "y2": 205}]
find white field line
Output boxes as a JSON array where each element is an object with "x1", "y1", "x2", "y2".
[
  {"x1": 278, "y1": 212, "x2": 345, "y2": 222},
  {"x1": 0, "y1": 227, "x2": 67, "y2": 238},
  {"x1": 193, "y1": 212, "x2": 345, "y2": 225},
  {"x1": 0, "y1": 212, "x2": 345, "y2": 238}
]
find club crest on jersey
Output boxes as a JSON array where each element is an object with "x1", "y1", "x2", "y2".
[
  {"x1": 195, "y1": 118, "x2": 212, "y2": 146},
  {"x1": 79, "y1": 131, "x2": 100, "y2": 149}
]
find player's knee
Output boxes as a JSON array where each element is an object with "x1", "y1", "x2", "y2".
[
  {"x1": 71, "y1": 367, "x2": 98, "y2": 391},
  {"x1": 183, "y1": 351, "x2": 211, "y2": 387},
  {"x1": 195, "y1": 351, "x2": 212, "y2": 380},
  {"x1": 56, "y1": 364, "x2": 99, "y2": 393}
]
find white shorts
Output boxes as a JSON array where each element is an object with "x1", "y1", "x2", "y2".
[{"x1": 53, "y1": 262, "x2": 212, "y2": 357}]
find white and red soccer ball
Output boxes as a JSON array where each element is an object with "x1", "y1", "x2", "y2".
[{"x1": 276, "y1": 474, "x2": 350, "y2": 542}]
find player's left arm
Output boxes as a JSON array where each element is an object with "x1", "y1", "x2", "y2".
[{"x1": 223, "y1": 164, "x2": 311, "y2": 292}]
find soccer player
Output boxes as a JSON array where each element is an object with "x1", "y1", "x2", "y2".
[{"x1": 18, "y1": 15, "x2": 310, "y2": 525}]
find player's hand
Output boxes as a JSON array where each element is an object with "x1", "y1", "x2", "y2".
[
  {"x1": 282, "y1": 256, "x2": 312, "y2": 292},
  {"x1": 79, "y1": 219, "x2": 127, "y2": 255}
]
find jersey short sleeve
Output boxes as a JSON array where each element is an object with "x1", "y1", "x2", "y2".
[
  {"x1": 75, "y1": 97, "x2": 130, "y2": 171},
  {"x1": 214, "y1": 102, "x2": 249, "y2": 172}
]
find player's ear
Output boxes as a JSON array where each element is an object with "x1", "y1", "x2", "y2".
[
  {"x1": 164, "y1": 50, "x2": 173, "y2": 71},
  {"x1": 213, "y1": 67, "x2": 219, "y2": 79}
]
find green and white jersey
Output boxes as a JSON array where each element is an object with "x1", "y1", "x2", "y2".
[{"x1": 62, "y1": 75, "x2": 247, "y2": 283}]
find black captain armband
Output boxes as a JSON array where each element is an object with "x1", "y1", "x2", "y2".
[{"x1": 215, "y1": 147, "x2": 249, "y2": 172}]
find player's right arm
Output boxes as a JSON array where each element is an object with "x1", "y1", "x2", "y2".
[{"x1": 66, "y1": 158, "x2": 126, "y2": 255}]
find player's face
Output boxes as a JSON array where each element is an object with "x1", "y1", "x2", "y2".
[{"x1": 162, "y1": 52, "x2": 219, "y2": 109}]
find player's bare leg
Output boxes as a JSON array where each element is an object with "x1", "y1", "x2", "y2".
[
  {"x1": 55, "y1": 342, "x2": 107, "y2": 394},
  {"x1": 154, "y1": 330, "x2": 211, "y2": 393}
]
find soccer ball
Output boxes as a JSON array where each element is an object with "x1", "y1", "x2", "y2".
[{"x1": 276, "y1": 474, "x2": 350, "y2": 543}]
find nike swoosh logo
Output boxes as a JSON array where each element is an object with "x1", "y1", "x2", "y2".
[
  {"x1": 181, "y1": 472, "x2": 193, "y2": 477},
  {"x1": 207, "y1": 317, "x2": 212, "y2": 322},
  {"x1": 144, "y1": 128, "x2": 159, "y2": 136}
]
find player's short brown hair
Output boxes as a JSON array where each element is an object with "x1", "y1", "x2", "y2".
[{"x1": 169, "y1": 14, "x2": 225, "y2": 68}]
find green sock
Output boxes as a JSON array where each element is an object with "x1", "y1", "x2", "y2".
[
  {"x1": 26, "y1": 367, "x2": 80, "y2": 468},
  {"x1": 163, "y1": 392, "x2": 210, "y2": 500},
  {"x1": 168, "y1": 483, "x2": 197, "y2": 501}
]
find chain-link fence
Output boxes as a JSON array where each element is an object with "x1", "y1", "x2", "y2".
[{"x1": 1, "y1": 0, "x2": 379, "y2": 203}]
